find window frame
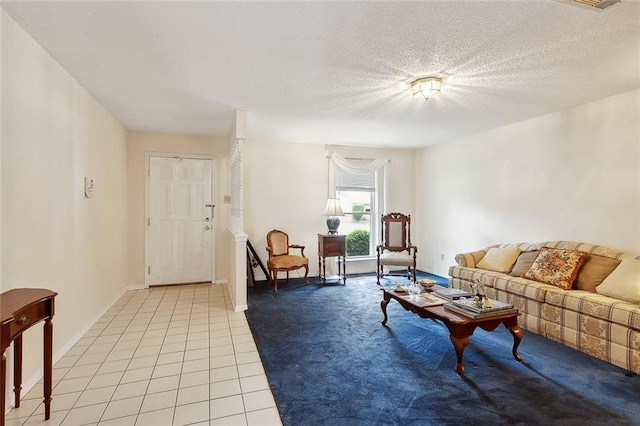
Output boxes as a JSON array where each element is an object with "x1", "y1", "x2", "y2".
[{"x1": 333, "y1": 164, "x2": 384, "y2": 258}]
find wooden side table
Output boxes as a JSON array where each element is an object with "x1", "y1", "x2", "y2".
[
  {"x1": 318, "y1": 234, "x2": 346, "y2": 284},
  {"x1": 0, "y1": 288, "x2": 57, "y2": 426}
]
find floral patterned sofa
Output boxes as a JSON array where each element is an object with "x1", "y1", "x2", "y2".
[{"x1": 448, "y1": 241, "x2": 640, "y2": 374}]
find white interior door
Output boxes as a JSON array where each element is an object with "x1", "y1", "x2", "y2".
[{"x1": 148, "y1": 156, "x2": 213, "y2": 285}]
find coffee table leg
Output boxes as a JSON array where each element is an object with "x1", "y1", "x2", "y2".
[
  {"x1": 380, "y1": 294, "x2": 390, "y2": 326},
  {"x1": 508, "y1": 325, "x2": 524, "y2": 362},
  {"x1": 449, "y1": 335, "x2": 470, "y2": 374}
]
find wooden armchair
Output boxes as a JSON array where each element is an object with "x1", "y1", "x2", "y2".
[
  {"x1": 376, "y1": 213, "x2": 417, "y2": 285},
  {"x1": 266, "y1": 229, "x2": 309, "y2": 292}
]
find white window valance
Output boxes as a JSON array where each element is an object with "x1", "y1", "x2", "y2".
[
  {"x1": 325, "y1": 146, "x2": 390, "y2": 214},
  {"x1": 329, "y1": 152, "x2": 389, "y2": 174}
]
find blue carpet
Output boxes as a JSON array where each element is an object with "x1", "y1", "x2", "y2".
[{"x1": 246, "y1": 273, "x2": 640, "y2": 426}]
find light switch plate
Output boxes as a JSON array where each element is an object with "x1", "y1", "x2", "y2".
[{"x1": 84, "y1": 177, "x2": 94, "y2": 198}]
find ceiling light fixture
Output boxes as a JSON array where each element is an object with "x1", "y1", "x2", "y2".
[
  {"x1": 410, "y1": 76, "x2": 443, "y2": 101},
  {"x1": 555, "y1": 0, "x2": 621, "y2": 10}
]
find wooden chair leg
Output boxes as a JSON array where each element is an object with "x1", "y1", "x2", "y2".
[
  {"x1": 272, "y1": 270, "x2": 278, "y2": 293},
  {"x1": 303, "y1": 265, "x2": 309, "y2": 284},
  {"x1": 377, "y1": 265, "x2": 384, "y2": 285}
]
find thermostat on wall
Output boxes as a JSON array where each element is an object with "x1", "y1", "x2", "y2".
[{"x1": 84, "y1": 177, "x2": 94, "y2": 198}]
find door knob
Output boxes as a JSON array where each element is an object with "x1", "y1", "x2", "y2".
[{"x1": 205, "y1": 225, "x2": 211, "y2": 230}]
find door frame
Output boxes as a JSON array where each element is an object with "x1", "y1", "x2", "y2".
[{"x1": 144, "y1": 152, "x2": 217, "y2": 288}]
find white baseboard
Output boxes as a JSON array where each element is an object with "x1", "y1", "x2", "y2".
[{"x1": 234, "y1": 304, "x2": 248, "y2": 312}]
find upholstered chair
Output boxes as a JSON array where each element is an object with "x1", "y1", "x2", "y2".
[
  {"x1": 266, "y1": 229, "x2": 309, "y2": 292},
  {"x1": 376, "y1": 213, "x2": 417, "y2": 285}
]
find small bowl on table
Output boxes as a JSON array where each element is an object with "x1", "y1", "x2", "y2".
[{"x1": 419, "y1": 279, "x2": 436, "y2": 291}]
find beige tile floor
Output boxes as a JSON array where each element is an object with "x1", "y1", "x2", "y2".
[{"x1": 5, "y1": 284, "x2": 282, "y2": 426}]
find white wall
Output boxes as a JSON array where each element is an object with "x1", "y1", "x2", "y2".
[
  {"x1": 243, "y1": 141, "x2": 416, "y2": 278},
  {"x1": 224, "y1": 113, "x2": 248, "y2": 311},
  {"x1": 126, "y1": 131, "x2": 230, "y2": 286},
  {"x1": 1, "y1": 9, "x2": 129, "y2": 391},
  {"x1": 416, "y1": 89, "x2": 640, "y2": 277}
]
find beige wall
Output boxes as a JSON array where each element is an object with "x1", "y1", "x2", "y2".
[
  {"x1": 1, "y1": 10, "x2": 129, "y2": 387},
  {"x1": 416, "y1": 89, "x2": 640, "y2": 277},
  {"x1": 126, "y1": 131, "x2": 230, "y2": 286},
  {"x1": 243, "y1": 141, "x2": 416, "y2": 277}
]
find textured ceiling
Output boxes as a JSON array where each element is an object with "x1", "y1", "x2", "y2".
[{"x1": 3, "y1": 1, "x2": 639, "y2": 148}]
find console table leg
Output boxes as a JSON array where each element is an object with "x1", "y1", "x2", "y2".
[
  {"x1": 342, "y1": 256, "x2": 346, "y2": 284},
  {"x1": 322, "y1": 257, "x2": 326, "y2": 282},
  {"x1": 13, "y1": 335, "x2": 22, "y2": 408},
  {"x1": 449, "y1": 335, "x2": 470, "y2": 374},
  {"x1": 43, "y1": 319, "x2": 53, "y2": 420}
]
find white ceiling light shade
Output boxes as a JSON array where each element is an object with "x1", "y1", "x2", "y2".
[
  {"x1": 554, "y1": 0, "x2": 621, "y2": 10},
  {"x1": 411, "y1": 76, "x2": 443, "y2": 101}
]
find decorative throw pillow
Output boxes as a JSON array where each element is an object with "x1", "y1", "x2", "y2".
[
  {"x1": 509, "y1": 251, "x2": 540, "y2": 277},
  {"x1": 575, "y1": 255, "x2": 621, "y2": 292},
  {"x1": 595, "y1": 258, "x2": 640, "y2": 304},
  {"x1": 524, "y1": 248, "x2": 589, "y2": 290},
  {"x1": 476, "y1": 247, "x2": 522, "y2": 273}
]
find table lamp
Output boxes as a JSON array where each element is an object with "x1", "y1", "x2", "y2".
[{"x1": 323, "y1": 198, "x2": 344, "y2": 234}]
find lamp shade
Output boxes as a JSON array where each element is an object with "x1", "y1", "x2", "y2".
[{"x1": 323, "y1": 198, "x2": 344, "y2": 216}]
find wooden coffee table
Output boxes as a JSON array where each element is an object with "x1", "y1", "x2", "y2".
[{"x1": 380, "y1": 288, "x2": 523, "y2": 374}]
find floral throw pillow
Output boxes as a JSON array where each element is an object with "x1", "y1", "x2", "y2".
[{"x1": 524, "y1": 247, "x2": 589, "y2": 290}]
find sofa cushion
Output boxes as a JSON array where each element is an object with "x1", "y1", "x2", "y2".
[
  {"x1": 595, "y1": 258, "x2": 640, "y2": 304},
  {"x1": 497, "y1": 242, "x2": 543, "y2": 252},
  {"x1": 493, "y1": 275, "x2": 558, "y2": 302},
  {"x1": 448, "y1": 266, "x2": 501, "y2": 287},
  {"x1": 545, "y1": 287, "x2": 640, "y2": 331},
  {"x1": 575, "y1": 255, "x2": 621, "y2": 292},
  {"x1": 509, "y1": 251, "x2": 540, "y2": 277},
  {"x1": 379, "y1": 250, "x2": 413, "y2": 266},
  {"x1": 543, "y1": 241, "x2": 626, "y2": 259},
  {"x1": 454, "y1": 246, "x2": 497, "y2": 268},
  {"x1": 476, "y1": 247, "x2": 521, "y2": 273},
  {"x1": 524, "y1": 248, "x2": 589, "y2": 290}
]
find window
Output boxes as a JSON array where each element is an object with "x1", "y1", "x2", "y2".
[{"x1": 334, "y1": 162, "x2": 381, "y2": 257}]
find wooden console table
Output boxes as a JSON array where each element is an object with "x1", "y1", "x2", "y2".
[
  {"x1": 318, "y1": 234, "x2": 346, "y2": 284},
  {"x1": 1, "y1": 288, "x2": 57, "y2": 426}
]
